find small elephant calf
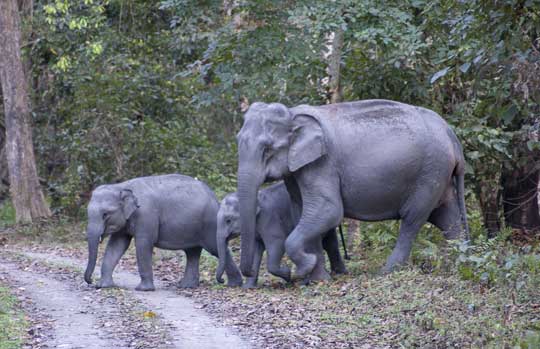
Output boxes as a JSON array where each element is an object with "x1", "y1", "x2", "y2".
[
  {"x1": 216, "y1": 181, "x2": 347, "y2": 288},
  {"x1": 84, "y1": 174, "x2": 243, "y2": 291}
]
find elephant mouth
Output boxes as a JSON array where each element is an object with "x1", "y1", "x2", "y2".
[{"x1": 99, "y1": 231, "x2": 113, "y2": 243}]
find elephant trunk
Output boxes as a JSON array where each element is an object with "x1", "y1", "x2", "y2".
[
  {"x1": 237, "y1": 168, "x2": 264, "y2": 277},
  {"x1": 84, "y1": 222, "x2": 103, "y2": 284},
  {"x1": 215, "y1": 220, "x2": 229, "y2": 284}
]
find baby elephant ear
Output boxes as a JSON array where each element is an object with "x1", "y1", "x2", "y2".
[
  {"x1": 288, "y1": 114, "x2": 327, "y2": 172},
  {"x1": 120, "y1": 189, "x2": 139, "y2": 219}
]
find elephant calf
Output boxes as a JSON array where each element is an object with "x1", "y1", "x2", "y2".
[
  {"x1": 216, "y1": 181, "x2": 347, "y2": 288},
  {"x1": 84, "y1": 174, "x2": 243, "y2": 291}
]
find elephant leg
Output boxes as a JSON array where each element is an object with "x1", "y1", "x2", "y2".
[
  {"x1": 266, "y1": 239, "x2": 291, "y2": 282},
  {"x1": 384, "y1": 191, "x2": 434, "y2": 273},
  {"x1": 135, "y1": 237, "x2": 155, "y2": 291},
  {"x1": 322, "y1": 228, "x2": 347, "y2": 274},
  {"x1": 428, "y1": 192, "x2": 462, "y2": 240},
  {"x1": 244, "y1": 241, "x2": 264, "y2": 289},
  {"x1": 97, "y1": 234, "x2": 132, "y2": 288},
  {"x1": 305, "y1": 238, "x2": 331, "y2": 282},
  {"x1": 224, "y1": 249, "x2": 243, "y2": 287},
  {"x1": 285, "y1": 196, "x2": 343, "y2": 280},
  {"x1": 177, "y1": 247, "x2": 202, "y2": 288}
]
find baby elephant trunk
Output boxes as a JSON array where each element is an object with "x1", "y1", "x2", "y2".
[
  {"x1": 84, "y1": 235, "x2": 100, "y2": 284},
  {"x1": 215, "y1": 222, "x2": 229, "y2": 284},
  {"x1": 84, "y1": 222, "x2": 103, "y2": 284}
]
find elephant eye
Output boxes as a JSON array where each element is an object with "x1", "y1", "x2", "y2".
[
  {"x1": 103, "y1": 212, "x2": 109, "y2": 220},
  {"x1": 225, "y1": 218, "x2": 231, "y2": 225}
]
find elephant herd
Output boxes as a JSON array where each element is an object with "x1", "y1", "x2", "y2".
[{"x1": 84, "y1": 99, "x2": 469, "y2": 291}]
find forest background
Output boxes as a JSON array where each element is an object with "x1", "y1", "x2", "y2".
[
  {"x1": 1, "y1": 1, "x2": 540, "y2": 347},
  {"x1": 0, "y1": 0, "x2": 539, "y2": 242}
]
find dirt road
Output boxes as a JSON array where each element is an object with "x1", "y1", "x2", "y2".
[{"x1": 0, "y1": 250, "x2": 253, "y2": 349}]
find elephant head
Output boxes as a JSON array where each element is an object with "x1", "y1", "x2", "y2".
[
  {"x1": 236, "y1": 102, "x2": 326, "y2": 276},
  {"x1": 84, "y1": 186, "x2": 139, "y2": 284},
  {"x1": 215, "y1": 193, "x2": 260, "y2": 283}
]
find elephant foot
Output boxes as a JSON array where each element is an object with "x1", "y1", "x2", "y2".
[
  {"x1": 331, "y1": 264, "x2": 348, "y2": 275},
  {"x1": 176, "y1": 278, "x2": 199, "y2": 289},
  {"x1": 291, "y1": 253, "x2": 317, "y2": 281},
  {"x1": 96, "y1": 279, "x2": 116, "y2": 289},
  {"x1": 226, "y1": 277, "x2": 243, "y2": 287},
  {"x1": 308, "y1": 268, "x2": 332, "y2": 282},
  {"x1": 242, "y1": 279, "x2": 258, "y2": 289},
  {"x1": 135, "y1": 281, "x2": 156, "y2": 291},
  {"x1": 381, "y1": 261, "x2": 408, "y2": 275},
  {"x1": 269, "y1": 266, "x2": 291, "y2": 282},
  {"x1": 299, "y1": 277, "x2": 313, "y2": 286}
]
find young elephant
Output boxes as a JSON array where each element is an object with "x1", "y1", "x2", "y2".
[
  {"x1": 216, "y1": 182, "x2": 347, "y2": 288},
  {"x1": 84, "y1": 174, "x2": 243, "y2": 291}
]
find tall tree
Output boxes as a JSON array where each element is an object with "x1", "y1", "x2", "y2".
[
  {"x1": 327, "y1": 28, "x2": 344, "y2": 104},
  {"x1": 0, "y1": 118, "x2": 9, "y2": 202},
  {"x1": 0, "y1": 0, "x2": 51, "y2": 222}
]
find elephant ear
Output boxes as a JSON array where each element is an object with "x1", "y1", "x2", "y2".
[
  {"x1": 288, "y1": 114, "x2": 327, "y2": 172},
  {"x1": 120, "y1": 189, "x2": 139, "y2": 220}
]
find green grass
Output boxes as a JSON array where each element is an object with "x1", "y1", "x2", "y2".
[
  {"x1": 0, "y1": 201, "x2": 15, "y2": 229},
  {"x1": 0, "y1": 286, "x2": 27, "y2": 349}
]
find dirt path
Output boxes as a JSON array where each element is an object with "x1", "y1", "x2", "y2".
[
  {"x1": 0, "y1": 260, "x2": 128, "y2": 349},
  {"x1": 5, "y1": 250, "x2": 252, "y2": 349}
]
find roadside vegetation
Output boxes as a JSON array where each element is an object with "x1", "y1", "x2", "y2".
[
  {"x1": 0, "y1": 284, "x2": 27, "y2": 349},
  {"x1": 2, "y1": 207, "x2": 539, "y2": 348}
]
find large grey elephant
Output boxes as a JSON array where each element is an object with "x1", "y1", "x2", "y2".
[
  {"x1": 84, "y1": 174, "x2": 243, "y2": 291},
  {"x1": 215, "y1": 181, "x2": 347, "y2": 288},
  {"x1": 236, "y1": 99, "x2": 469, "y2": 279}
]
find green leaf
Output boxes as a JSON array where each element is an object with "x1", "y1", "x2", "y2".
[
  {"x1": 502, "y1": 105, "x2": 518, "y2": 124},
  {"x1": 467, "y1": 151, "x2": 480, "y2": 160},
  {"x1": 459, "y1": 62, "x2": 471, "y2": 73},
  {"x1": 430, "y1": 67, "x2": 450, "y2": 84}
]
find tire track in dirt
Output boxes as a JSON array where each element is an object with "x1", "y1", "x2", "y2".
[
  {"x1": 0, "y1": 260, "x2": 129, "y2": 349},
  {"x1": 16, "y1": 250, "x2": 253, "y2": 349}
]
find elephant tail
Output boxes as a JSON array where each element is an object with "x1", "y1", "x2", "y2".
[{"x1": 454, "y1": 154, "x2": 469, "y2": 241}]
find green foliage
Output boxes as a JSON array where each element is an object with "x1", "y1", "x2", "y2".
[
  {"x1": 15, "y1": 0, "x2": 537, "y2": 225},
  {"x1": 0, "y1": 285, "x2": 27, "y2": 349},
  {"x1": 28, "y1": 0, "x2": 238, "y2": 215},
  {"x1": 0, "y1": 202, "x2": 15, "y2": 228},
  {"x1": 450, "y1": 232, "x2": 540, "y2": 289}
]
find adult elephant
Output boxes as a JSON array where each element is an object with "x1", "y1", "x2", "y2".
[
  {"x1": 84, "y1": 174, "x2": 243, "y2": 290},
  {"x1": 236, "y1": 99, "x2": 468, "y2": 279}
]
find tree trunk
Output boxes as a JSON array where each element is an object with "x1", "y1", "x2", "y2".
[
  {"x1": 0, "y1": 0, "x2": 51, "y2": 223},
  {"x1": 344, "y1": 218, "x2": 359, "y2": 256},
  {"x1": 474, "y1": 178, "x2": 502, "y2": 238},
  {"x1": 0, "y1": 119, "x2": 9, "y2": 202},
  {"x1": 327, "y1": 28, "x2": 344, "y2": 104},
  {"x1": 326, "y1": 25, "x2": 351, "y2": 251},
  {"x1": 501, "y1": 132, "x2": 540, "y2": 234},
  {"x1": 501, "y1": 119, "x2": 540, "y2": 234}
]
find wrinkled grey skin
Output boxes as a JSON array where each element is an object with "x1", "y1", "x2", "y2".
[
  {"x1": 236, "y1": 99, "x2": 469, "y2": 279},
  {"x1": 84, "y1": 174, "x2": 243, "y2": 291},
  {"x1": 216, "y1": 182, "x2": 347, "y2": 288}
]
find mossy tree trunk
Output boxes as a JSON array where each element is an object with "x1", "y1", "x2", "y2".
[{"x1": 0, "y1": 0, "x2": 51, "y2": 222}]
